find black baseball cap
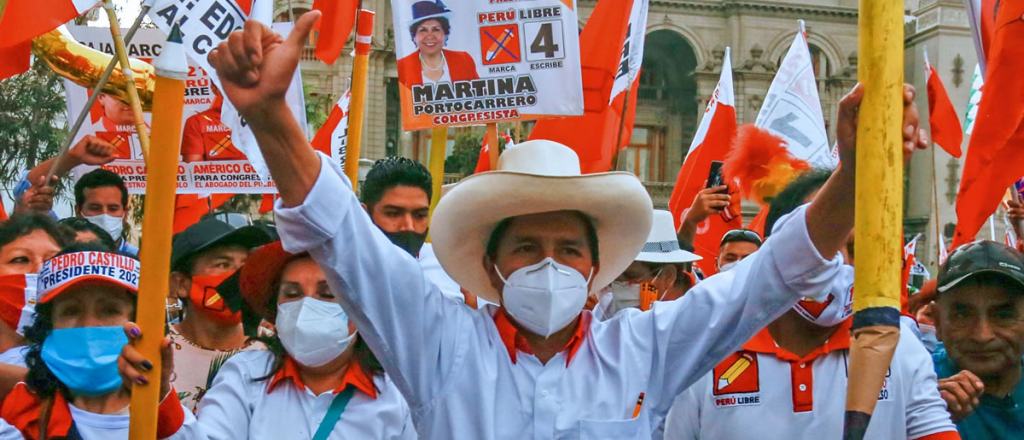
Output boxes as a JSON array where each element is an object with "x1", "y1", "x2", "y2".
[
  {"x1": 170, "y1": 215, "x2": 272, "y2": 272},
  {"x1": 937, "y1": 240, "x2": 1024, "y2": 293}
]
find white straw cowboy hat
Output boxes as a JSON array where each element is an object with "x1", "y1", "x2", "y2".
[
  {"x1": 636, "y1": 210, "x2": 701, "y2": 264},
  {"x1": 431, "y1": 140, "x2": 653, "y2": 304}
]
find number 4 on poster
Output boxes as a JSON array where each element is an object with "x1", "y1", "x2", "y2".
[{"x1": 524, "y1": 21, "x2": 564, "y2": 61}]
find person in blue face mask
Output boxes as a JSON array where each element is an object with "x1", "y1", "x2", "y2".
[{"x1": 0, "y1": 244, "x2": 200, "y2": 439}]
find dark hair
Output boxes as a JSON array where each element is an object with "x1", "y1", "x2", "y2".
[
  {"x1": 58, "y1": 217, "x2": 116, "y2": 251},
  {"x1": 408, "y1": 16, "x2": 451, "y2": 42},
  {"x1": 0, "y1": 213, "x2": 73, "y2": 252},
  {"x1": 74, "y1": 168, "x2": 128, "y2": 210},
  {"x1": 25, "y1": 242, "x2": 137, "y2": 399},
  {"x1": 361, "y1": 156, "x2": 433, "y2": 210},
  {"x1": 764, "y1": 168, "x2": 834, "y2": 238},
  {"x1": 719, "y1": 229, "x2": 763, "y2": 248},
  {"x1": 485, "y1": 210, "x2": 600, "y2": 265}
]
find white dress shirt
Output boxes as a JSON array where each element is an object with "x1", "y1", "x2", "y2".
[
  {"x1": 196, "y1": 350, "x2": 415, "y2": 439},
  {"x1": 274, "y1": 153, "x2": 841, "y2": 440}
]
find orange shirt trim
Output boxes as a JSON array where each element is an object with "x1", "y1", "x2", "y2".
[
  {"x1": 267, "y1": 356, "x2": 377, "y2": 399},
  {"x1": 493, "y1": 309, "x2": 590, "y2": 366}
]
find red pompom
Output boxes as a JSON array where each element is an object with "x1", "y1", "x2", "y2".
[{"x1": 723, "y1": 124, "x2": 811, "y2": 205}]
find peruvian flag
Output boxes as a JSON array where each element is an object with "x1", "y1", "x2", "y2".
[
  {"x1": 173, "y1": 194, "x2": 233, "y2": 234},
  {"x1": 0, "y1": 0, "x2": 99, "y2": 80},
  {"x1": 901, "y1": 234, "x2": 921, "y2": 306},
  {"x1": 923, "y1": 49, "x2": 963, "y2": 157},
  {"x1": 952, "y1": 1, "x2": 1024, "y2": 247},
  {"x1": 754, "y1": 21, "x2": 832, "y2": 167},
  {"x1": 312, "y1": 0, "x2": 359, "y2": 65},
  {"x1": 938, "y1": 237, "x2": 949, "y2": 265},
  {"x1": 528, "y1": 0, "x2": 646, "y2": 173},
  {"x1": 310, "y1": 88, "x2": 352, "y2": 169},
  {"x1": 474, "y1": 131, "x2": 514, "y2": 174},
  {"x1": 667, "y1": 47, "x2": 739, "y2": 270}
]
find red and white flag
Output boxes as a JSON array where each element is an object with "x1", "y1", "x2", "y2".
[
  {"x1": 474, "y1": 131, "x2": 514, "y2": 174},
  {"x1": 923, "y1": 49, "x2": 963, "y2": 158},
  {"x1": 938, "y1": 237, "x2": 949, "y2": 265},
  {"x1": 0, "y1": 273, "x2": 37, "y2": 336},
  {"x1": 311, "y1": 88, "x2": 352, "y2": 169},
  {"x1": 667, "y1": 47, "x2": 740, "y2": 270},
  {"x1": 901, "y1": 234, "x2": 921, "y2": 295},
  {"x1": 0, "y1": 0, "x2": 99, "y2": 80},
  {"x1": 312, "y1": 0, "x2": 359, "y2": 65},
  {"x1": 754, "y1": 21, "x2": 832, "y2": 167}
]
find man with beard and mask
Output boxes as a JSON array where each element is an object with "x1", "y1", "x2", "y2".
[
  {"x1": 167, "y1": 215, "x2": 272, "y2": 411},
  {"x1": 204, "y1": 17, "x2": 927, "y2": 439},
  {"x1": 360, "y1": 156, "x2": 469, "y2": 306},
  {"x1": 593, "y1": 210, "x2": 701, "y2": 320},
  {"x1": 663, "y1": 169, "x2": 959, "y2": 440},
  {"x1": 716, "y1": 229, "x2": 762, "y2": 273}
]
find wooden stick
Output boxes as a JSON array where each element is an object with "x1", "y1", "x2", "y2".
[
  {"x1": 844, "y1": 1, "x2": 904, "y2": 439},
  {"x1": 486, "y1": 123, "x2": 500, "y2": 170},
  {"x1": 127, "y1": 25, "x2": 186, "y2": 440},
  {"x1": 344, "y1": 10, "x2": 375, "y2": 190},
  {"x1": 102, "y1": 0, "x2": 151, "y2": 161},
  {"x1": 931, "y1": 136, "x2": 942, "y2": 263}
]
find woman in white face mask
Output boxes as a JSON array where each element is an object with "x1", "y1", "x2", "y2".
[{"x1": 193, "y1": 242, "x2": 415, "y2": 440}]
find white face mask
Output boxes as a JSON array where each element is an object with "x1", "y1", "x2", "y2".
[
  {"x1": 793, "y1": 265, "x2": 854, "y2": 327},
  {"x1": 275, "y1": 297, "x2": 356, "y2": 367},
  {"x1": 918, "y1": 323, "x2": 939, "y2": 353},
  {"x1": 84, "y1": 214, "x2": 124, "y2": 241},
  {"x1": 718, "y1": 261, "x2": 739, "y2": 273},
  {"x1": 496, "y1": 257, "x2": 592, "y2": 338}
]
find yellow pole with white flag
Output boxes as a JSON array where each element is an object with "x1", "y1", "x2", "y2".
[
  {"x1": 844, "y1": 0, "x2": 904, "y2": 438},
  {"x1": 128, "y1": 25, "x2": 186, "y2": 440}
]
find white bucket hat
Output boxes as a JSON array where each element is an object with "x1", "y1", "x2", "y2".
[
  {"x1": 636, "y1": 210, "x2": 702, "y2": 264},
  {"x1": 430, "y1": 140, "x2": 653, "y2": 304}
]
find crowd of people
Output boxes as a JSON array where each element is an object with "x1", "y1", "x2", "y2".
[{"x1": 0, "y1": 13, "x2": 1016, "y2": 440}]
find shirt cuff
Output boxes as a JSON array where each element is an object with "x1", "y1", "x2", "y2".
[
  {"x1": 275, "y1": 151, "x2": 355, "y2": 254},
  {"x1": 156, "y1": 387, "x2": 185, "y2": 439},
  {"x1": 12, "y1": 171, "x2": 30, "y2": 202},
  {"x1": 768, "y1": 203, "x2": 841, "y2": 300}
]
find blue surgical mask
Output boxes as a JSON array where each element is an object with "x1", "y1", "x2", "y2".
[{"x1": 41, "y1": 326, "x2": 129, "y2": 396}]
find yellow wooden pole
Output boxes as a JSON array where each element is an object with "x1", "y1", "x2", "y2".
[
  {"x1": 127, "y1": 25, "x2": 186, "y2": 440},
  {"x1": 0, "y1": 0, "x2": 9, "y2": 27},
  {"x1": 844, "y1": 1, "x2": 904, "y2": 439},
  {"x1": 427, "y1": 127, "x2": 447, "y2": 220},
  {"x1": 102, "y1": 0, "x2": 151, "y2": 161},
  {"x1": 486, "y1": 123, "x2": 500, "y2": 170},
  {"x1": 344, "y1": 10, "x2": 375, "y2": 190}
]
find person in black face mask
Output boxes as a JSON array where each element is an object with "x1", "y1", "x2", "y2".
[{"x1": 361, "y1": 157, "x2": 477, "y2": 307}]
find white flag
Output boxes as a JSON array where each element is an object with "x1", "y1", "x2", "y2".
[
  {"x1": 608, "y1": 0, "x2": 649, "y2": 104},
  {"x1": 754, "y1": 21, "x2": 833, "y2": 167},
  {"x1": 964, "y1": 64, "x2": 983, "y2": 135}
]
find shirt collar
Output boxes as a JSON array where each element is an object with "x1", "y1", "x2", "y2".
[
  {"x1": 268, "y1": 356, "x2": 377, "y2": 399},
  {"x1": 741, "y1": 318, "x2": 852, "y2": 363},
  {"x1": 493, "y1": 309, "x2": 590, "y2": 366}
]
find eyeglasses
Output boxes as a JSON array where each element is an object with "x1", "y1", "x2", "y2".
[{"x1": 720, "y1": 229, "x2": 763, "y2": 247}]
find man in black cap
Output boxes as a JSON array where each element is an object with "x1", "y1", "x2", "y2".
[
  {"x1": 167, "y1": 213, "x2": 272, "y2": 411},
  {"x1": 932, "y1": 240, "x2": 1024, "y2": 440}
]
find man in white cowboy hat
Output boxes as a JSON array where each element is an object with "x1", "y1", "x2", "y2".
[
  {"x1": 594, "y1": 209, "x2": 702, "y2": 320},
  {"x1": 207, "y1": 16, "x2": 927, "y2": 439}
]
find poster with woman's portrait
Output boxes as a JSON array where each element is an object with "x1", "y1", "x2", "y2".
[{"x1": 392, "y1": 0, "x2": 584, "y2": 130}]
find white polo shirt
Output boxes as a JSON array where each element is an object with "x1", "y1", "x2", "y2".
[
  {"x1": 664, "y1": 321, "x2": 958, "y2": 440},
  {"x1": 196, "y1": 350, "x2": 415, "y2": 439},
  {"x1": 275, "y1": 154, "x2": 842, "y2": 440}
]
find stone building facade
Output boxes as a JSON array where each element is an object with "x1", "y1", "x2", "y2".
[{"x1": 279, "y1": 0, "x2": 995, "y2": 272}]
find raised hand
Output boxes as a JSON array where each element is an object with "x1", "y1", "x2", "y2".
[
  {"x1": 69, "y1": 135, "x2": 118, "y2": 166},
  {"x1": 207, "y1": 11, "x2": 321, "y2": 122},
  {"x1": 14, "y1": 175, "x2": 58, "y2": 214},
  {"x1": 835, "y1": 84, "x2": 927, "y2": 168}
]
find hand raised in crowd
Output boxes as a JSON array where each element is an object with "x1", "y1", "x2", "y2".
[
  {"x1": 208, "y1": 11, "x2": 321, "y2": 123},
  {"x1": 834, "y1": 83, "x2": 927, "y2": 168},
  {"x1": 14, "y1": 175, "x2": 58, "y2": 214},
  {"x1": 118, "y1": 322, "x2": 176, "y2": 401},
  {"x1": 1007, "y1": 199, "x2": 1024, "y2": 224},
  {"x1": 69, "y1": 135, "x2": 118, "y2": 166},
  {"x1": 683, "y1": 185, "x2": 731, "y2": 226},
  {"x1": 938, "y1": 369, "x2": 985, "y2": 422}
]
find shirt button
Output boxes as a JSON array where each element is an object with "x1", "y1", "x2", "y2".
[
  {"x1": 800, "y1": 363, "x2": 806, "y2": 369},
  {"x1": 798, "y1": 384, "x2": 807, "y2": 392},
  {"x1": 540, "y1": 389, "x2": 549, "y2": 398}
]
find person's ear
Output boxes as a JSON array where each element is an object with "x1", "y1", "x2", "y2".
[
  {"x1": 169, "y1": 272, "x2": 192, "y2": 300},
  {"x1": 361, "y1": 203, "x2": 370, "y2": 214}
]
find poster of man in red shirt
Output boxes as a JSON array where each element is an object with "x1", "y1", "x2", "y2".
[{"x1": 180, "y1": 85, "x2": 248, "y2": 162}]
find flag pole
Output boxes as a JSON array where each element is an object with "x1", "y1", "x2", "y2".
[
  {"x1": 101, "y1": 0, "x2": 151, "y2": 161},
  {"x1": 427, "y1": 127, "x2": 447, "y2": 224},
  {"x1": 44, "y1": 0, "x2": 155, "y2": 184},
  {"x1": 127, "y1": 25, "x2": 186, "y2": 440},
  {"x1": 486, "y1": 123, "x2": 500, "y2": 170},
  {"x1": 931, "y1": 130, "x2": 943, "y2": 263},
  {"x1": 844, "y1": 0, "x2": 903, "y2": 438},
  {"x1": 344, "y1": 10, "x2": 375, "y2": 190}
]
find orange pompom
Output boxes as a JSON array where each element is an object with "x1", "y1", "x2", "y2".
[{"x1": 723, "y1": 124, "x2": 811, "y2": 206}]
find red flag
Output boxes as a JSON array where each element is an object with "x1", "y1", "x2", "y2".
[
  {"x1": 923, "y1": 50, "x2": 963, "y2": 158},
  {"x1": 310, "y1": 89, "x2": 351, "y2": 169},
  {"x1": 173, "y1": 194, "x2": 233, "y2": 234},
  {"x1": 474, "y1": 132, "x2": 513, "y2": 174},
  {"x1": 952, "y1": 3, "x2": 1024, "y2": 247},
  {"x1": 747, "y1": 209, "x2": 768, "y2": 238},
  {"x1": 0, "y1": 0, "x2": 98, "y2": 80},
  {"x1": 312, "y1": 0, "x2": 359, "y2": 65},
  {"x1": 965, "y1": 0, "x2": 999, "y2": 74},
  {"x1": 527, "y1": 0, "x2": 642, "y2": 173},
  {"x1": 667, "y1": 47, "x2": 739, "y2": 271}
]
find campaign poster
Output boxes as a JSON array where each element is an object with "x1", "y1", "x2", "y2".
[
  {"x1": 392, "y1": 0, "x2": 584, "y2": 129},
  {"x1": 65, "y1": 25, "x2": 279, "y2": 194}
]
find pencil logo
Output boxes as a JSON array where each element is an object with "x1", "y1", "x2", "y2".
[
  {"x1": 713, "y1": 351, "x2": 760, "y2": 398},
  {"x1": 479, "y1": 24, "x2": 521, "y2": 65}
]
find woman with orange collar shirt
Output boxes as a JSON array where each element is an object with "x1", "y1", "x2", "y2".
[{"x1": 397, "y1": 0, "x2": 479, "y2": 88}]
